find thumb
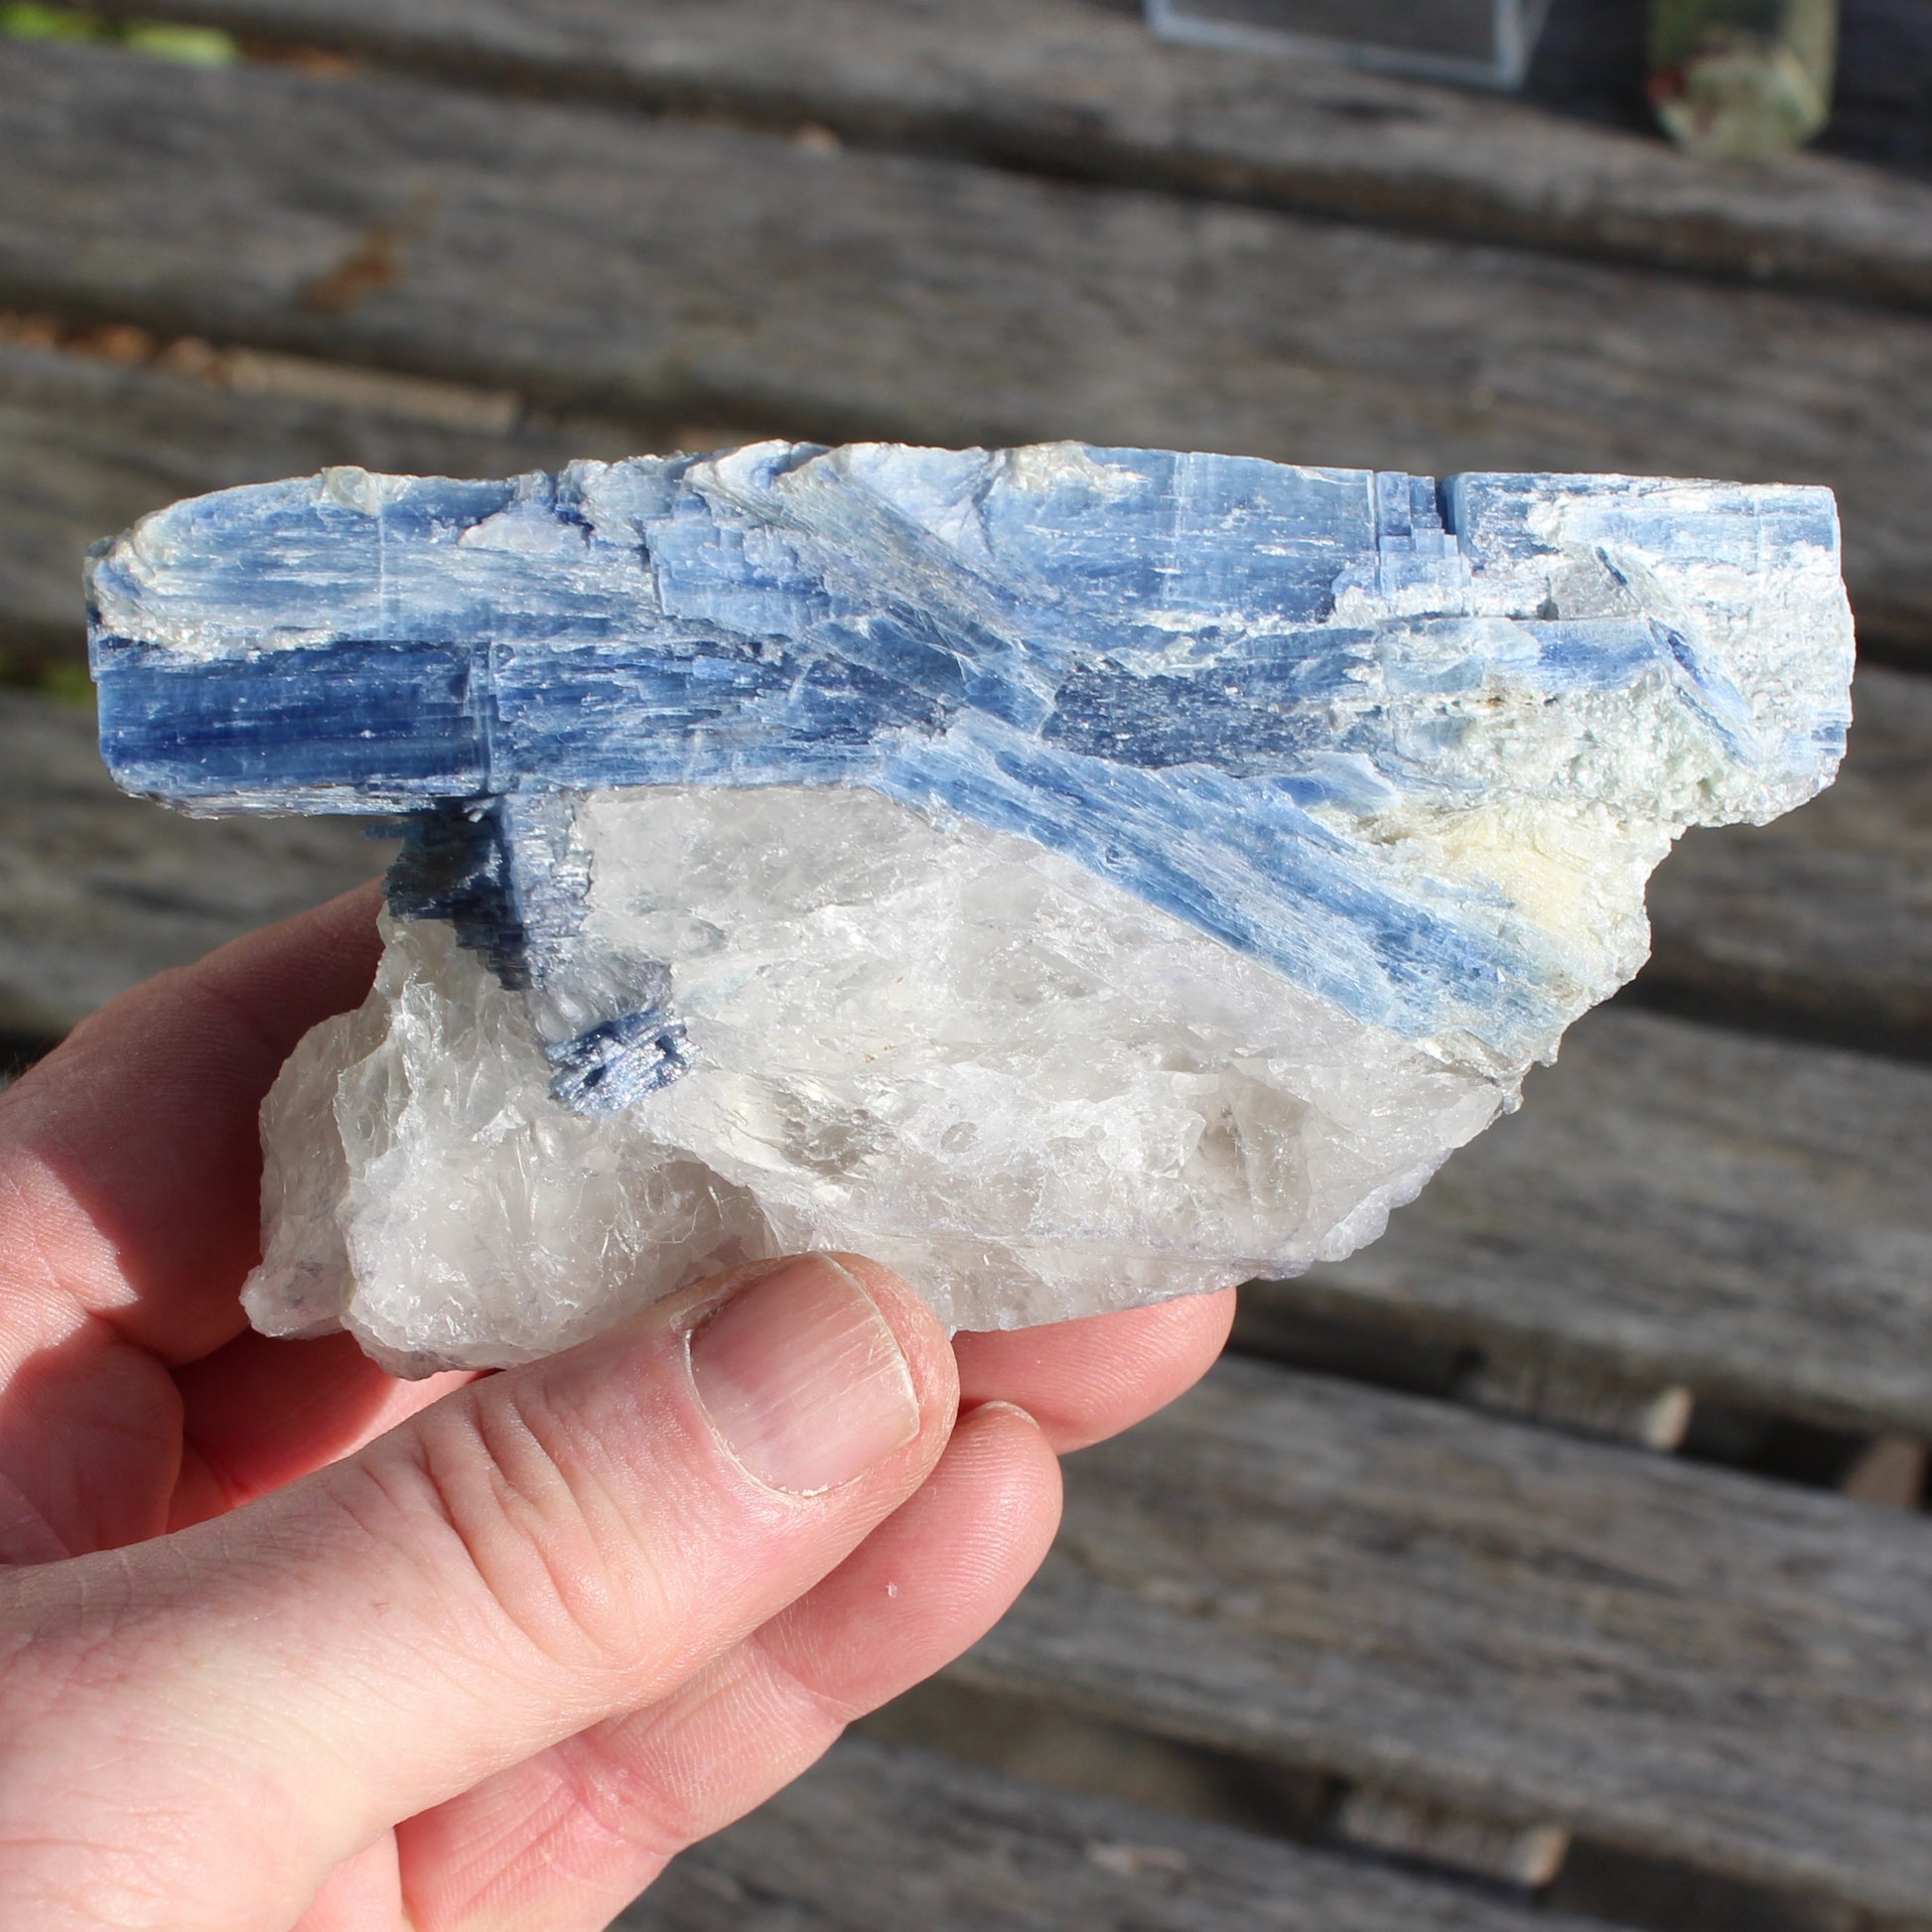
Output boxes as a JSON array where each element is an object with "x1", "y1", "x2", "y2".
[{"x1": 0, "y1": 1254, "x2": 957, "y2": 1928}]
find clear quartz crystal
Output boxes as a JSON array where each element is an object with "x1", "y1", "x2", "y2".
[{"x1": 245, "y1": 786, "x2": 1505, "y2": 1374}]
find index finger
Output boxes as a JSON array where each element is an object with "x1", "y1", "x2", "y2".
[
  {"x1": 0, "y1": 883, "x2": 382, "y2": 1362},
  {"x1": 953, "y1": 1289, "x2": 1236, "y2": 1455}
]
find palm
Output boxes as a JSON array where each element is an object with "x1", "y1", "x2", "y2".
[
  {"x1": 0, "y1": 891, "x2": 473, "y2": 1568},
  {"x1": 0, "y1": 887, "x2": 1230, "y2": 1929}
]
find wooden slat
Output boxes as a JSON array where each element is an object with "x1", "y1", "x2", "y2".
[
  {"x1": 623, "y1": 1735, "x2": 1614, "y2": 1931},
  {"x1": 961, "y1": 1357, "x2": 1932, "y2": 1919},
  {"x1": 4, "y1": 44, "x2": 1932, "y2": 656},
  {"x1": 0, "y1": 336, "x2": 664, "y2": 663},
  {"x1": 107, "y1": 0, "x2": 1932, "y2": 312},
  {"x1": 1641, "y1": 664, "x2": 1932, "y2": 1058},
  {"x1": 0, "y1": 687, "x2": 382, "y2": 1040},
  {"x1": 1248, "y1": 1002, "x2": 1932, "y2": 1436}
]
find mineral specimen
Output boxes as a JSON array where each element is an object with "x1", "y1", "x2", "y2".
[{"x1": 87, "y1": 443, "x2": 1854, "y2": 1374}]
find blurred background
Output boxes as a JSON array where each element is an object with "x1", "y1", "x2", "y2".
[{"x1": 2, "y1": 4, "x2": 1930, "y2": 1929}]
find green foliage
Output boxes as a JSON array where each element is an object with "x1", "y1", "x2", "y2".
[
  {"x1": 0, "y1": 2, "x2": 102, "y2": 40},
  {"x1": 0, "y1": 646, "x2": 96, "y2": 707},
  {"x1": 120, "y1": 19, "x2": 235, "y2": 63},
  {"x1": 37, "y1": 661, "x2": 98, "y2": 707},
  {"x1": 0, "y1": 3, "x2": 236, "y2": 65}
]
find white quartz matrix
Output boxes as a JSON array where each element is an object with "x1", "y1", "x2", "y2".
[
  {"x1": 130, "y1": 446, "x2": 1855, "y2": 1376},
  {"x1": 251, "y1": 789, "x2": 1513, "y2": 1372}
]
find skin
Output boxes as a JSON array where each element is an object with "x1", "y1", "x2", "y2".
[{"x1": 0, "y1": 885, "x2": 1234, "y2": 1931}]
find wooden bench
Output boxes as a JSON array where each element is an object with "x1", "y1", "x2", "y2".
[
  {"x1": 3, "y1": 6, "x2": 1930, "y2": 1926},
  {"x1": 8, "y1": 6, "x2": 1932, "y2": 655},
  {"x1": 617, "y1": 1734, "x2": 1616, "y2": 1932}
]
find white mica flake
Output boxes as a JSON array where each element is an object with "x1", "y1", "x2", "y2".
[{"x1": 244, "y1": 785, "x2": 1503, "y2": 1374}]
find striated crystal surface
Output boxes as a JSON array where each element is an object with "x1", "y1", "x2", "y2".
[{"x1": 88, "y1": 442, "x2": 1855, "y2": 1373}]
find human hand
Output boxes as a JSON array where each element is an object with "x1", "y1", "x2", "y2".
[{"x1": 0, "y1": 886, "x2": 1234, "y2": 1930}]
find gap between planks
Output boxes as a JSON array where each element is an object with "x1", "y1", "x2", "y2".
[
  {"x1": 95, "y1": 0, "x2": 1932, "y2": 314},
  {"x1": 957, "y1": 1354, "x2": 1932, "y2": 1921},
  {"x1": 622, "y1": 1733, "x2": 1633, "y2": 1932},
  {"x1": 5, "y1": 41, "x2": 1932, "y2": 661}
]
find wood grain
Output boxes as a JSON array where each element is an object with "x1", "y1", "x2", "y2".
[
  {"x1": 0, "y1": 687, "x2": 383, "y2": 1040},
  {"x1": 104, "y1": 0, "x2": 1932, "y2": 310},
  {"x1": 961, "y1": 1356, "x2": 1932, "y2": 1918},
  {"x1": 624, "y1": 1735, "x2": 1612, "y2": 1931},
  {"x1": 1250, "y1": 1001, "x2": 1932, "y2": 1435},
  {"x1": 3, "y1": 42, "x2": 1931, "y2": 655}
]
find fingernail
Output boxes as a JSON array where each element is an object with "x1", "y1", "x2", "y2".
[{"x1": 687, "y1": 1256, "x2": 920, "y2": 1494}]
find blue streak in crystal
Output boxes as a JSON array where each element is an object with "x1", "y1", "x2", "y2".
[{"x1": 88, "y1": 443, "x2": 1851, "y2": 1083}]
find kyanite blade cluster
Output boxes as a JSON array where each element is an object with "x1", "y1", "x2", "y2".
[{"x1": 87, "y1": 442, "x2": 1855, "y2": 1374}]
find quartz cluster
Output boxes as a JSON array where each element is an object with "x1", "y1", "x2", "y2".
[{"x1": 88, "y1": 442, "x2": 1854, "y2": 1374}]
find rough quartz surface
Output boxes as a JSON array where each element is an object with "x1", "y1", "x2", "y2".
[
  {"x1": 251, "y1": 789, "x2": 1507, "y2": 1372},
  {"x1": 86, "y1": 442, "x2": 1856, "y2": 1372}
]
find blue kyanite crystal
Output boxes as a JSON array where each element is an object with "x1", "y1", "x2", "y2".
[
  {"x1": 87, "y1": 441, "x2": 1853, "y2": 1124},
  {"x1": 86, "y1": 442, "x2": 1857, "y2": 1363}
]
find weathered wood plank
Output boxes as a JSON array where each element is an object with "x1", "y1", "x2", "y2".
[
  {"x1": 961, "y1": 1357, "x2": 1932, "y2": 1918},
  {"x1": 623, "y1": 1735, "x2": 1614, "y2": 1931},
  {"x1": 0, "y1": 687, "x2": 382, "y2": 1039},
  {"x1": 1248, "y1": 1003, "x2": 1932, "y2": 1436},
  {"x1": 1640, "y1": 664, "x2": 1932, "y2": 1058},
  {"x1": 0, "y1": 337, "x2": 669, "y2": 663},
  {"x1": 4, "y1": 42, "x2": 1932, "y2": 655},
  {"x1": 106, "y1": 0, "x2": 1932, "y2": 313}
]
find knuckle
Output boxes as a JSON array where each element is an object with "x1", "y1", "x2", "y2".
[
  {"x1": 543, "y1": 1644, "x2": 825, "y2": 1867},
  {"x1": 549, "y1": 1720, "x2": 705, "y2": 1863},
  {"x1": 352, "y1": 1378, "x2": 673, "y2": 1679}
]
